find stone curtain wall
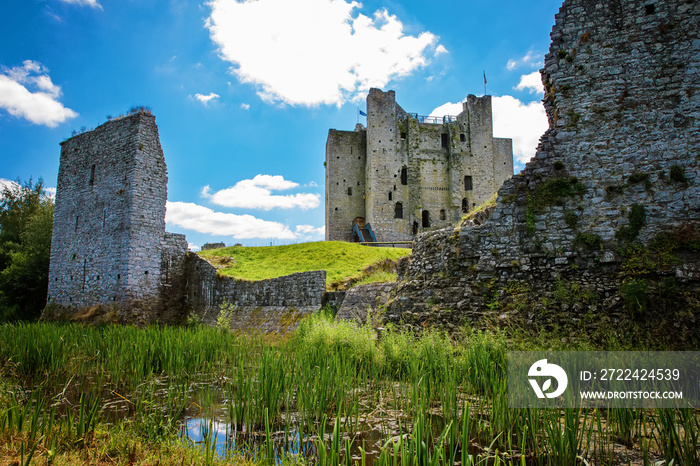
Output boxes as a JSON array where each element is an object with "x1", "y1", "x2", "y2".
[
  {"x1": 201, "y1": 242, "x2": 226, "y2": 251},
  {"x1": 48, "y1": 112, "x2": 171, "y2": 309},
  {"x1": 385, "y1": 0, "x2": 700, "y2": 345},
  {"x1": 336, "y1": 282, "x2": 397, "y2": 324},
  {"x1": 185, "y1": 254, "x2": 326, "y2": 333}
]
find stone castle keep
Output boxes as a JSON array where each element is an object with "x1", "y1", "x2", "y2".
[{"x1": 325, "y1": 89, "x2": 513, "y2": 243}]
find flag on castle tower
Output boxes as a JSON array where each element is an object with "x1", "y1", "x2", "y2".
[
  {"x1": 359, "y1": 109, "x2": 367, "y2": 117},
  {"x1": 483, "y1": 70, "x2": 487, "y2": 84}
]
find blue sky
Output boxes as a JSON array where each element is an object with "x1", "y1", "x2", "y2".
[{"x1": 1, "y1": 0, "x2": 561, "y2": 249}]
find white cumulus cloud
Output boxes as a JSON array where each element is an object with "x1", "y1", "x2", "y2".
[
  {"x1": 240, "y1": 103, "x2": 250, "y2": 110},
  {"x1": 431, "y1": 95, "x2": 548, "y2": 166},
  {"x1": 515, "y1": 71, "x2": 543, "y2": 94},
  {"x1": 0, "y1": 179, "x2": 18, "y2": 194},
  {"x1": 294, "y1": 224, "x2": 325, "y2": 241},
  {"x1": 59, "y1": 0, "x2": 102, "y2": 9},
  {"x1": 429, "y1": 101, "x2": 463, "y2": 119},
  {"x1": 194, "y1": 92, "x2": 220, "y2": 105},
  {"x1": 202, "y1": 174, "x2": 320, "y2": 210},
  {"x1": 492, "y1": 96, "x2": 548, "y2": 165},
  {"x1": 0, "y1": 60, "x2": 78, "y2": 127},
  {"x1": 206, "y1": 0, "x2": 442, "y2": 106},
  {"x1": 295, "y1": 225, "x2": 326, "y2": 236},
  {"x1": 188, "y1": 242, "x2": 201, "y2": 252},
  {"x1": 166, "y1": 201, "x2": 297, "y2": 240},
  {"x1": 506, "y1": 50, "x2": 541, "y2": 71}
]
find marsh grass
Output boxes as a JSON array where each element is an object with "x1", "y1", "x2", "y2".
[{"x1": 0, "y1": 317, "x2": 697, "y2": 465}]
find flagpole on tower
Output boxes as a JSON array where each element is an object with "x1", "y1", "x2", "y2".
[{"x1": 483, "y1": 70, "x2": 487, "y2": 95}]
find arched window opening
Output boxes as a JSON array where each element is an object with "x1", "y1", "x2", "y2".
[
  {"x1": 395, "y1": 202, "x2": 403, "y2": 219},
  {"x1": 400, "y1": 167, "x2": 408, "y2": 185},
  {"x1": 439, "y1": 209, "x2": 446, "y2": 220},
  {"x1": 422, "y1": 210, "x2": 431, "y2": 228}
]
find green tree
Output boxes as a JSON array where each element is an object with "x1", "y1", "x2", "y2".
[{"x1": 0, "y1": 178, "x2": 54, "y2": 321}]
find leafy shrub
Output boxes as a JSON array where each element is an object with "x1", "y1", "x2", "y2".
[
  {"x1": 573, "y1": 232, "x2": 603, "y2": 250},
  {"x1": 216, "y1": 300, "x2": 236, "y2": 331},
  {"x1": 628, "y1": 172, "x2": 652, "y2": 190},
  {"x1": 620, "y1": 278, "x2": 648, "y2": 317},
  {"x1": 528, "y1": 177, "x2": 587, "y2": 211},
  {"x1": 616, "y1": 204, "x2": 646, "y2": 241},
  {"x1": 669, "y1": 165, "x2": 688, "y2": 185}
]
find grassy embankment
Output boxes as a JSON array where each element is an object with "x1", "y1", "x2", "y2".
[
  {"x1": 198, "y1": 241, "x2": 411, "y2": 290},
  {"x1": 0, "y1": 318, "x2": 697, "y2": 465}
]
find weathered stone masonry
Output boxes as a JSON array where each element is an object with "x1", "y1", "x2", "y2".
[
  {"x1": 185, "y1": 254, "x2": 325, "y2": 333},
  {"x1": 326, "y1": 89, "x2": 513, "y2": 243},
  {"x1": 45, "y1": 112, "x2": 325, "y2": 331},
  {"x1": 47, "y1": 112, "x2": 188, "y2": 314},
  {"x1": 382, "y1": 0, "x2": 700, "y2": 345}
]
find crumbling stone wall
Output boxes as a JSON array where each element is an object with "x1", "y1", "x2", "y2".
[
  {"x1": 326, "y1": 89, "x2": 513, "y2": 242},
  {"x1": 201, "y1": 242, "x2": 226, "y2": 251},
  {"x1": 185, "y1": 254, "x2": 326, "y2": 333},
  {"x1": 384, "y1": 0, "x2": 700, "y2": 346},
  {"x1": 336, "y1": 282, "x2": 397, "y2": 325}
]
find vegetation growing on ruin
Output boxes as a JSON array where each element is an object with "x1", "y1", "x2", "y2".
[
  {"x1": 527, "y1": 176, "x2": 587, "y2": 211},
  {"x1": 615, "y1": 203, "x2": 646, "y2": 241},
  {"x1": 669, "y1": 164, "x2": 689, "y2": 185},
  {"x1": 564, "y1": 211, "x2": 578, "y2": 228},
  {"x1": 628, "y1": 171, "x2": 652, "y2": 190},
  {"x1": 199, "y1": 241, "x2": 410, "y2": 289},
  {"x1": 525, "y1": 176, "x2": 587, "y2": 235},
  {"x1": 459, "y1": 193, "x2": 496, "y2": 225},
  {"x1": 573, "y1": 232, "x2": 603, "y2": 250}
]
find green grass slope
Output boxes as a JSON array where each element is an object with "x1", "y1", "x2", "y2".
[{"x1": 198, "y1": 241, "x2": 411, "y2": 289}]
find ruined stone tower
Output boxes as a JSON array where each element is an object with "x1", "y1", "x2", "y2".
[
  {"x1": 46, "y1": 111, "x2": 187, "y2": 314},
  {"x1": 326, "y1": 89, "x2": 513, "y2": 243}
]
